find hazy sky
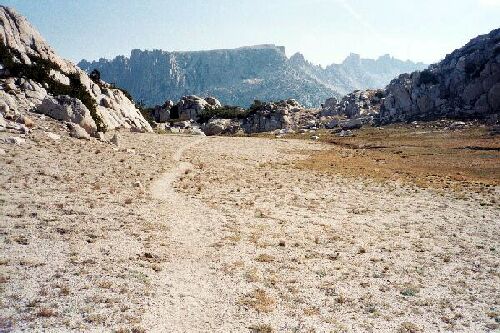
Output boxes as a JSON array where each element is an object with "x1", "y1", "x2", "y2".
[{"x1": 3, "y1": 0, "x2": 500, "y2": 66}]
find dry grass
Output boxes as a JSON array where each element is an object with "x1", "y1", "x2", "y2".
[
  {"x1": 37, "y1": 307, "x2": 56, "y2": 318},
  {"x1": 294, "y1": 124, "x2": 500, "y2": 192},
  {"x1": 245, "y1": 267, "x2": 261, "y2": 282},
  {"x1": 398, "y1": 321, "x2": 423, "y2": 333},
  {"x1": 249, "y1": 324, "x2": 274, "y2": 333},
  {"x1": 303, "y1": 306, "x2": 320, "y2": 316},
  {"x1": 255, "y1": 254, "x2": 275, "y2": 263},
  {"x1": 240, "y1": 289, "x2": 276, "y2": 313}
]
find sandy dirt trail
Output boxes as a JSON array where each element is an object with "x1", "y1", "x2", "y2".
[{"x1": 145, "y1": 137, "x2": 244, "y2": 332}]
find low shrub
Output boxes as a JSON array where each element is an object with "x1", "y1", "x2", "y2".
[
  {"x1": 89, "y1": 69, "x2": 100, "y2": 83},
  {"x1": 197, "y1": 106, "x2": 248, "y2": 123},
  {"x1": 249, "y1": 100, "x2": 264, "y2": 112},
  {"x1": 419, "y1": 70, "x2": 439, "y2": 85},
  {"x1": 464, "y1": 61, "x2": 486, "y2": 79},
  {"x1": 136, "y1": 102, "x2": 155, "y2": 126},
  {"x1": 169, "y1": 104, "x2": 179, "y2": 120},
  {"x1": 107, "y1": 82, "x2": 134, "y2": 102}
]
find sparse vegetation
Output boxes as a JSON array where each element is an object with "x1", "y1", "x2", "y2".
[
  {"x1": 249, "y1": 324, "x2": 274, "y2": 333},
  {"x1": 398, "y1": 322, "x2": 422, "y2": 333},
  {"x1": 255, "y1": 253, "x2": 275, "y2": 263},
  {"x1": 135, "y1": 101, "x2": 155, "y2": 126},
  {"x1": 197, "y1": 106, "x2": 248, "y2": 123},
  {"x1": 0, "y1": 42, "x2": 107, "y2": 132},
  {"x1": 464, "y1": 61, "x2": 486, "y2": 79},
  {"x1": 249, "y1": 99, "x2": 264, "y2": 112},
  {"x1": 400, "y1": 285, "x2": 420, "y2": 297},
  {"x1": 294, "y1": 124, "x2": 500, "y2": 192},
  {"x1": 240, "y1": 289, "x2": 276, "y2": 313},
  {"x1": 108, "y1": 83, "x2": 134, "y2": 102},
  {"x1": 37, "y1": 307, "x2": 56, "y2": 318}
]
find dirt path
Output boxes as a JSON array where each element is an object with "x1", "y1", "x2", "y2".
[{"x1": 145, "y1": 137, "x2": 242, "y2": 332}]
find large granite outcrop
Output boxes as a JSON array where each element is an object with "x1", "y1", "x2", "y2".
[
  {"x1": 320, "y1": 89, "x2": 385, "y2": 119},
  {"x1": 379, "y1": 28, "x2": 500, "y2": 124},
  {"x1": 78, "y1": 47, "x2": 426, "y2": 108},
  {"x1": 177, "y1": 95, "x2": 222, "y2": 121},
  {"x1": 240, "y1": 99, "x2": 319, "y2": 133},
  {"x1": 0, "y1": 6, "x2": 152, "y2": 134},
  {"x1": 162, "y1": 97, "x2": 318, "y2": 135}
]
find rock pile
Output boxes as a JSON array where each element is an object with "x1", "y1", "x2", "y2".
[
  {"x1": 321, "y1": 89, "x2": 385, "y2": 119},
  {"x1": 201, "y1": 118, "x2": 242, "y2": 136},
  {"x1": 177, "y1": 95, "x2": 222, "y2": 121},
  {"x1": 241, "y1": 99, "x2": 313, "y2": 133},
  {"x1": 153, "y1": 100, "x2": 173, "y2": 123},
  {"x1": 148, "y1": 97, "x2": 322, "y2": 135}
]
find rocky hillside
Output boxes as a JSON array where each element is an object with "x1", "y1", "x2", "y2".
[
  {"x1": 78, "y1": 46, "x2": 425, "y2": 108},
  {"x1": 379, "y1": 28, "x2": 500, "y2": 124},
  {"x1": 319, "y1": 28, "x2": 500, "y2": 126},
  {"x1": 0, "y1": 6, "x2": 152, "y2": 136}
]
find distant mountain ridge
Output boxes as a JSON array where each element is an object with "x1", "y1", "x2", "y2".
[{"x1": 78, "y1": 45, "x2": 427, "y2": 107}]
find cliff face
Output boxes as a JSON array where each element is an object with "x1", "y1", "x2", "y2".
[
  {"x1": 79, "y1": 47, "x2": 426, "y2": 108},
  {"x1": 380, "y1": 28, "x2": 500, "y2": 123},
  {"x1": 79, "y1": 45, "x2": 333, "y2": 108},
  {"x1": 0, "y1": 6, "x2": 152, "y2": 134}
]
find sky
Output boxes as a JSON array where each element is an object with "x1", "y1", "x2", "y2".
[{"x1": 2, "y1": 0, "x2": 500, "y2": 66}]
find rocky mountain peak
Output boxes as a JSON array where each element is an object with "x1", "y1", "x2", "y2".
[
  {"x1": 342, "y1": 53, "x2": 362, "y2": 65},
  {"x1": 289, "y1": 52, "x2": 308, "y2": 66},
  {"x1": 79, "y1": 46, "x2": 426, "y2": 108},
  {"x1": 237, "y1": 44, "x2": 286, "y2": 53}
]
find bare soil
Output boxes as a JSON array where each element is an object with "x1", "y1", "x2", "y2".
[{"x1": 1, "y1": 115, "x2": 499, "y2": 332}]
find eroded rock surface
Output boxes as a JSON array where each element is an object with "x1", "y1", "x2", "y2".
[{"x1": 0, "y1": 6, "x2": 152, "y2": 134}]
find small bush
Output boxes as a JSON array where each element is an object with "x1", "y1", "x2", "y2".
[
  {"x1": 464, "y1": 61, "x2": 486, "y2": 79},
  {"x1": 108, "y1": 82, "x2": 134, "y2": 101},
  {"x1": 400, "y1": 285, "x2": 420, "y2": 297},
  {"x1": 169, "y1": 104, "x2": 179, "y2": 119},
  {"x1": 249, "y1": 100, "x2": 264, "y2": 112},
  {"x1": 137, "y1": 104, "x2": 155, "y2": 126},
  {"x1": 494, "y1": 45, "x2": 500, "y2": 57},
  {"x1": 249, "y1": 324, "x2": 274, "y2": 333},
  {"x1": 197, "y1": 106, "x2": 248, "y2": 123},
  {"x1": 419, "y1": 70, "x2": 439, "y2": 85},
  {"x1": 89, "y1": 69, "x2": 100, "y2": 83},
  {"x1": 37, "y1": 307, "x2": 56, "y2": 317}
]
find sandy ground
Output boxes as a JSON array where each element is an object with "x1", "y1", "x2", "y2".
[{"x1": 1, "y1": 116, "x2": 499, "y2": 332}]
